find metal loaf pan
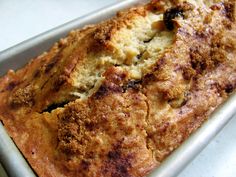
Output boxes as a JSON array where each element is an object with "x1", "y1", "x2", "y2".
[{"x1": 0, "y1": 0, "x2": 236, "y2": 177}]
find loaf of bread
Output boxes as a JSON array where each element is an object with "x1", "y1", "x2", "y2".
[{"x1": 0, "y1": 0, "x2": 235, "y2": 176}]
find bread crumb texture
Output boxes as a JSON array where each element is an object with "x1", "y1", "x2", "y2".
[{"x1": 0, "y1": 0, "x2": 236, "y2": 176}]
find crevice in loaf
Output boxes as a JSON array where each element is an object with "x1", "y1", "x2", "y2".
[{"x1": 70, "y1": 12, "x2": 174, "y2": 101}]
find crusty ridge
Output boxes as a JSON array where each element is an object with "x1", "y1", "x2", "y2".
[{"x1": 0, "y1": 0, "x2": 236, "y2": 177}]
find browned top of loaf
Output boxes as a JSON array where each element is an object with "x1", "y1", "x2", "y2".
[{"x1": 0, "y1": 0, "x2": 236, "y2": 177}]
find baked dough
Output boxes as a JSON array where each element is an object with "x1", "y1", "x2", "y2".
[{"x1": 0, "y1": 0, "x2": 235, "y2": 176}]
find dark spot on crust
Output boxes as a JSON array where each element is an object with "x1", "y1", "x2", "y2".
[
  {"x1": 44, "y1": 53, "x2": 61, "y2": 73},
  {"x1": 102, "y1": 144, "x2": 133, "y2": 177},
  {"x1": 153, "y1": 57, "x2": 166, "y2": 72},
  {"x1": 89, "y1": 68, "x2": 127, "y2": 98},
  {"x1": 210, "y1": 4, "x2": 222, "y2": 11},
  {"x1": 33, "y1": 69, "x2": 41, "y2": 78},
  {"x1": 104, "y1": 68, "x2": 127, "y2": 85},
  {"x1": 80, "y1": 160, "x2": 91, "y2": 170},
  {"x1": 225, "y1": 83, "x2": 234, "y2": 93},
  {"x1": 127, "y1": 80, "x2": 142, "y2": 89},
  {"x1": 164, "y1": 2, "x2": 194, "y2": 30},
  {"x1": 6, "y1": 81, "x2": 20, "y2": 91},
  {"x1": 94, "y1": 85, "x2": 109, "y2": 99},
  {"x1": 116, "y1": 165, "x2": 129, "y2": 177},
  {"x1": 53, "y1": 75, "x2": 67, "y2": 92},
  {"x1": 95, "y1": 72, "x2": 139, "y2": 99},
  {"x1": 84, "y1": 121, "x2": 95, "y2": 131},
  {"x1": 164, "y1": 7, "x2": 184, "y2": 30},
  {"x1": 223, "y1": 2, "x2": 235, "y2": 22},
  {"x1": 136, "y1": 52, "x2": 143, "y2": 60},
  {"x1": 45, "y1": 61, "x2": 56, "y2": 73},
  {"x1": 122, "y1": 80, "x2": 142, "y2": 91},
  {"x1": 108, "y1": 83, "x2": 123, "y2": 94},
  {"x1": 108, "y1": 150, "x2": 121, "y2": 160},
  {"x1": 143, "y1": 73, "x2": 156, "y2": 86}
]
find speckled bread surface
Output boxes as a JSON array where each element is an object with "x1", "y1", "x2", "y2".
[{"x1": 0, "y1": 0, "x2": 236, "y2": 176}]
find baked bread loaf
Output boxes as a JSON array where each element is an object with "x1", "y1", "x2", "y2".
[{"x1": 0, "y1": 0, "x2": 235, "y2": 176}]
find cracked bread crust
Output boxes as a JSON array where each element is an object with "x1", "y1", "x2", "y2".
[
  {"x1": 0, "y1": 0, "x2": 236, "y2": 177},
  {"x1": 57, "y1": 68, "x2": 156, "y2": 176}
]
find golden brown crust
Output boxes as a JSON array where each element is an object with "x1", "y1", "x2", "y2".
[{"x1": 0, "y1": 0, "x2": 236, "y2": 177}]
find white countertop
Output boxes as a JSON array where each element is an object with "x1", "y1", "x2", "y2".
[{"x1": 0, "y1": 1, "x2": 235, "y2": 177}]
